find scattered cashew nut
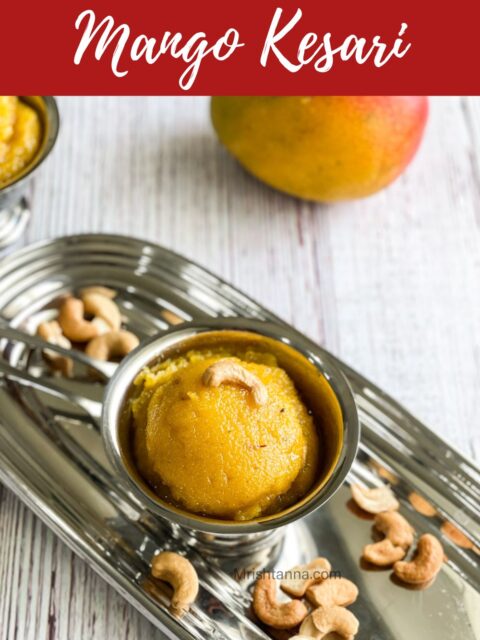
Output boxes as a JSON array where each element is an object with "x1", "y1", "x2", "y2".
[
  {"x1": 363, "y1": 538, "x2": 407, "y2": 566},
  {"x1": 78, "y1": 285, "x2": 117, "y2": 299},
  {"x1": 58, "y1": 297, "x2": 108, "y2": 342},
  {"x1": 350, "y1": 483, "x2": 399, "y2": 514},
  {"x1": 253, "y1": 573, "x2": 308, "y2": 630},
  {"x1": 375, "y1": 511, "x2": 414, "y2": 549},
  {"x1": 300, "y1": 605, "x2": 359, "y2": 639},
  {"x1": 151, "y1": 551, "x2": 199, "y2": 616},
  {"x1": 393, "y1": 533, "x2": 444, "y2": 585},
  {"x1": 280, "y1": 557, "x2": 331, "y2": 598},
  {"x1": 81, "y1": 291, "x2": 121, "y2": 331},
  {"x1": 408, "y1": 492, "x2": 437, "y2": 517},
  {"x1": 369, "y1": 460, "x2": 399, "y2": 485},
  {"x1": 299, "y1": 614, "x2": 320, "y2": 637},
  {"x1": 37, "y1": 320, "x2": 73, "y2": 377},
  {"x1": 441, "y1": 521, "x2": 479, "y2": 553},
  {"x1": 161, "y1": 309, "x2": 184, "y2": 325},
  {"x1": 362, "y1": 512, "x2": 414, "y2": 566},
  {"x1": 306, "y1": 577, "x2": 358, "y2": 609},
  {"x1": 85, "y1": 330, "x2": 139, "y2": 361},
  {"x1": 202, "y1": 358, "x2": 268, "y2": 406}
]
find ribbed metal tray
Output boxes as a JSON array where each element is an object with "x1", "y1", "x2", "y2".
[{"x1": 0, "y1": 234, "x2": 478, "y2": 640}]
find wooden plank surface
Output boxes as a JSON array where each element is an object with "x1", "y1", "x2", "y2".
[{"x1": 1, "y1": 96, "x2": 479, "y2": 638}]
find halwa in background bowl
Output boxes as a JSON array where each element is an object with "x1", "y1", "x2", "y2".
[
  {"x1": 102, "y1": 319, "x2": 360, "y2": 535},
  {"x1": 0, "y1": 96, "x2": 59, "y2": 247}
]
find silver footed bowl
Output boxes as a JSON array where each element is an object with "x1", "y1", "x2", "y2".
[{"x1": 102, "y1": 318, "x2": 360, "y2": 536}]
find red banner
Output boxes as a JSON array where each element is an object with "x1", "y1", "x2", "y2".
[{"x1": 2, "y1": 0, "x2": 479, "y2": 94}]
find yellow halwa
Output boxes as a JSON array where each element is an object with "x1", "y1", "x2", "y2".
[
  {"x1": 0, "y1": 96, "x2": 42, "y2": 187},
  {"x1": 131, "y1": 348, "x2": 319, "y2": 520}
]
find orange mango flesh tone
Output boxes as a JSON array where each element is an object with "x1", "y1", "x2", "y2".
[
  {"x1": 0, "y1": 96, "x2": 42, "y2": 188},
  {"x1": 131, "y1": 348, "x2": 319, "y2": 521}
]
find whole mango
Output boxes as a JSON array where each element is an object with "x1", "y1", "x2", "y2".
[{"x1": 211, "y1": 96, "x2": 428, "y2": 202}]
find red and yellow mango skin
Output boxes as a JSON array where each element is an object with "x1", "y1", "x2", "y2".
[{"x1": 211, "y1": 96, "x2": 428, "y2": 202}]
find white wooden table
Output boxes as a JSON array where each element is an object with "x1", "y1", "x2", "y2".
[{"x1": 1, "y1": 96, "x2": 479, "y2": 639}]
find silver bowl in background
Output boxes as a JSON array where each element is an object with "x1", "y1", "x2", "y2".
[
  {"x1": 0, "y1": 96, "x2": 59, "y2": 249},
  {"x1": 102, "y1": 318, "x2": 360, "y2": 554}
]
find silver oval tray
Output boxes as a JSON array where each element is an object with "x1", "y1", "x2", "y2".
[{"x1": 0, "y1": 234, "x2": 478, "y2": 640}]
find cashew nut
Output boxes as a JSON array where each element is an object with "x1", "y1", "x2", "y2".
[
  {"x1": 151, "y1": 551, "x2": 199, "y2": 616},
  {"x1": 81, "y1": 291, "x2": 121, "y2": 331},
  {"x1": 58, "y1": 297, "x2": 108, "y2": 342},
  {"x1": 375, "y1": 511, "x2": 414, "y2": 548},
  {"x1": 37, "y1": 320, "x2": 73, "y2": 377},
  {"x1": 85, "y1": 330, "x2": 139, "y2": 361},
  {"x1": 350, "y1": 483, "x2": 399, "y2": 514},
  {"x1": 161, "y1": 309, "x2": 184, "y2": 325},
  {"x1": 202, "y1": 358, "x2": 268, "y2": 406},
  {"x1": 306, "y1": 577, "x2": 358, "y2": 609},
  {"x1": 363, "y1": 512, "x2": 414, "y2": 566},
  {"x1": 363, "y1": 538, "x2": 407, "y2": 566},
  {"x1": 78, "y1": 285, "x2": 117, "y2": 299},
  {"x1": 369, "y1": 460, "x2": 399, "y2": 485},
  {"x1": 408, "y1": 492, "x2": 437, "y2": 517},
  {"x1": 300, "y1": 606, "x2": 359, "y2": 639},
  {"x1": 280, "y1": 557, "x2": 331, "y2": 598},
  {"x1": 299, "y1": 614, "x2": 319, "y2": 637},
  {"x1": 441, "y1": 521, "x2": 479, "y2": 553},
  {"x1": 252, "y1": 573, "x2": 308, "y2": 630},
  {"x1": 393, "y1": 533, "x2": 444, "y2": 585}
]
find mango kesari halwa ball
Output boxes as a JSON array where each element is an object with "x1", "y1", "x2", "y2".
[{"x1": 131, "y1": 348, "x2": 319, "y2": 521}]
